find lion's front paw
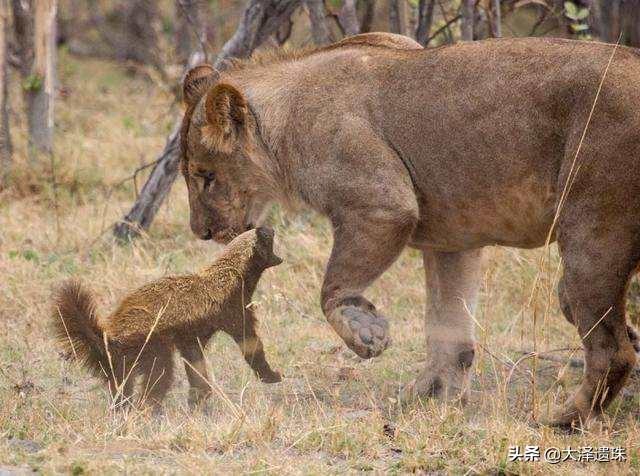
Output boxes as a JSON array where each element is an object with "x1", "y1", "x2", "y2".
[{"x1": 327, "y1": 306, "x2": 391, "y2": 359}]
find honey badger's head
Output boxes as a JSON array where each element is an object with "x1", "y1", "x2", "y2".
[{"x1": 225, "y1": 227, "x2": 283, "y2": 270}]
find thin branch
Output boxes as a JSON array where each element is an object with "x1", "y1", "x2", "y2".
[{"x1": 425, "y1": 13, "x2": 462, "y2": 45}]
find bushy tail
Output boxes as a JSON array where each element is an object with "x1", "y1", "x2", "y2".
[{"x1": 52, "y1": 280, "x2": 109, "y2": 379}]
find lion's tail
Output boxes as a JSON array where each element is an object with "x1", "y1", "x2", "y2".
[{"x1": 52, "y1": 280, "x2": 110, "y2": 379}]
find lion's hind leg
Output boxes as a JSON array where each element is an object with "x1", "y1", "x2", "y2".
[{"x1": 549, "y1": 227, "x2": 639, "y2": 427}]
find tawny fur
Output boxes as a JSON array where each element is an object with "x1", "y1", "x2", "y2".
[
  {"x1": 52, "y1": 228, "x2": 282, "y2": 410},
  {"x1": 177, "y1": 32, "x2": 640, "y2": 427}
]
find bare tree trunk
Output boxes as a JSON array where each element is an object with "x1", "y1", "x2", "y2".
[
  {"x1": 175, "y1": 0, "x2": 203, "y2": 64},
  {"x1": 625, "y1": 0, "x2": 640, "y2": 47},
  {"x1": 338, "y1": 0, "x2": 359, "y2": 36},
  {"x1": 305, "y1": 0, "x2": 331, "y2": 45},
  {"x1": 12, "y1": 0, "x2": 33, "y2": 76},
  {"x1": 29, "y1": 0, "x2": 56, "y2": 157},
  {"x1": 13, "y1": 0, "x2": 57, "y2": 160},
  {"x1": 416, "y1": 0, "x2": 435, "y2": 45},
  {"x1": 114, "y1": 0, "x2": 303, "y2": 241},
  {"x1": 594, "y1": 0, "x2": 622, "y2": 43},
  {"x1": 214, "y1": 0, "x2": 301, "y2": 68},
  {"x1": 275, "y1": 16, "x2": 293, "y2": 44},
  {"x1": 122, "y1": 0, "x2": 161, "y2": 67},
  {"x1": 460, "y1": 0, "x2": 474, "y2": 41},
  {"x1": 389, "y1": 0, "x2": 407, "y2": 35},
  {"x1": 491, "y1": 0, "x2": 501, "y2": 37},
  {"x1": 360, "y1": 0, "x2": 375, "y2": 33},
  {"x1": 0, "y1": 0, "x2": 10, "y2": 185}
]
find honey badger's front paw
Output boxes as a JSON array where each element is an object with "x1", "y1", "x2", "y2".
[{"x1": 328, "y1": 306, "x2": 391, "y2": 359}]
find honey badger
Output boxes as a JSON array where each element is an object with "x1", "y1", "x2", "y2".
[{"x1": 52, "y1": 228, "x2": 282, "y2": 409}]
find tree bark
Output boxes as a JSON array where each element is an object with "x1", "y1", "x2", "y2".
[
  {"x1": 305, "y1": 0, "x2": 331, "y2": 45},
  {"x1": 491, "y1": 0, "x2": 501, "y2": 38},
  {"x1": 389, "y1": 0, "x2": 407, "y2": 35},
  {"x1": 460, "y1": 0, "x2": 474, "y2": 41},
  {"x1": 360, "y1": 0, "x2": 375, "y2": 33},
  {"x1": 0, "y1": 0, "x2": 10, "y2": 185},
  {"x1": 12, "y1": 0, "x2": 33, "y2": 78},
  {"x1": 120, "y1": 0, "x2": 160, "y2": 66},
  {"x1": 13, "y1": 0, "x2": 57, "y2": 160},
  {"x1": 12, "y1": 0, "x2": 57, "y2": 163},
  {"x1": 214, "y1": 0, "x2": 301, "y2": 69},
  {"x1": 114, "y1": 0, "x2": 303, "y2": 241},
  {"x1": 595, "y1": 0, "x2": 622, "y2": 43},
  {"x1": 625, "y1": 0, "x2": 640, "y2": 47},
  {"x1": 29, "y1": 0, "x2": 56, "y2": 157},
  {"x1": 175, "y1": 0, "x2": 204, "y2": 64},
  {"x1": 416, "y1": 0, "x2": 435, "y2": 46},
  {"x1": 338, "y1": 0, "x2": 359, "y2": 36}
]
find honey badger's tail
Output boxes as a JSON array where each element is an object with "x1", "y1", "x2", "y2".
[{"x1": 52, "y1": 280, "x2": 109, "y2": 379}]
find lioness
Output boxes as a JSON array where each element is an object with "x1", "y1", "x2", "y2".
[{"x1": 179, "y1": 33, "x2": 640, "y2": 426}]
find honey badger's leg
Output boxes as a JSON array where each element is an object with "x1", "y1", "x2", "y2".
[
  {"x1": 403, "y1": 249, "x2": 483, "y2": 402},
  {"x1": 139, "y1": 346, "x2": 175, "y2": 409},
  {"x1": 548, "y1": 225, "x2": 639, "y2": 426},
  {"x1": 108, "y1": 350, "x2": 136, "y2": 409},
  {"x1": 226, "y1": 309, "x2": 281, "y2": 383},
  {"x1": 176, "y1": 340, "x2": 212, "y2": 408}
]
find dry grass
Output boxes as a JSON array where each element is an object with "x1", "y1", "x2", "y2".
[{"x1": 1, "y1": 51, "x2": 639, "y2": 475}]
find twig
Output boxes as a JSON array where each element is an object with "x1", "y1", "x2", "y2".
[
  {"x1": 426, "y1": 13, "x2": 462, "y2": 45},
  {"x1": 528, "y1": 7, "x2": 549, "y2": 36},
  {"x1": 130, "y1": 157, "x2": 162, "y2": 198},
  {"x1": 434, "y1": 0, "x2": 457, "y2": 44},
  {"x1": 513, "y1": 348, "x2": 584, "y2": 368}
]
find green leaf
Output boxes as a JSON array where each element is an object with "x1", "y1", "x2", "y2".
[
  {"x1": 576, "y1": 7, "x2": 590, "y2": 20},
  {"x1": 22, "y1": 249, "x2": 39, "y2": 262},
  {"x1": 564, "y1": 1, "x2": 579, "y2": 20},
  {"x1": 22, "y1": 74, "x2": 43, "y2": 92},
  {"x1": 571, "y1": 23, "x2": 589, "y2": 32}
]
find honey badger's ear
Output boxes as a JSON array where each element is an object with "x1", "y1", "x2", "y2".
[
  {"x1": 183, "y1": 64, "x2": 218, "y2": 108},
  {"x1": 201, "y1": 83, "x2": 247, "y2": 154}
]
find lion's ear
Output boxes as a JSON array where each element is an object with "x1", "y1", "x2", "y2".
[
  {"x1": 201, "y1": 83, "x2": 247, "y2": 154},
  {"x1": 183, "y1": 64, "x2": 219, "y2": 108}
]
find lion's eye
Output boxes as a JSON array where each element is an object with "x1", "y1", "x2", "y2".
[{"x1": 197, "y1": 170, "x2": 215, "y2": 190}]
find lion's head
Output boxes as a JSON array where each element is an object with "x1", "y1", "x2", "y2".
[{"x1": 179, "y1": 65, "x2": 270, "y2": 243}]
